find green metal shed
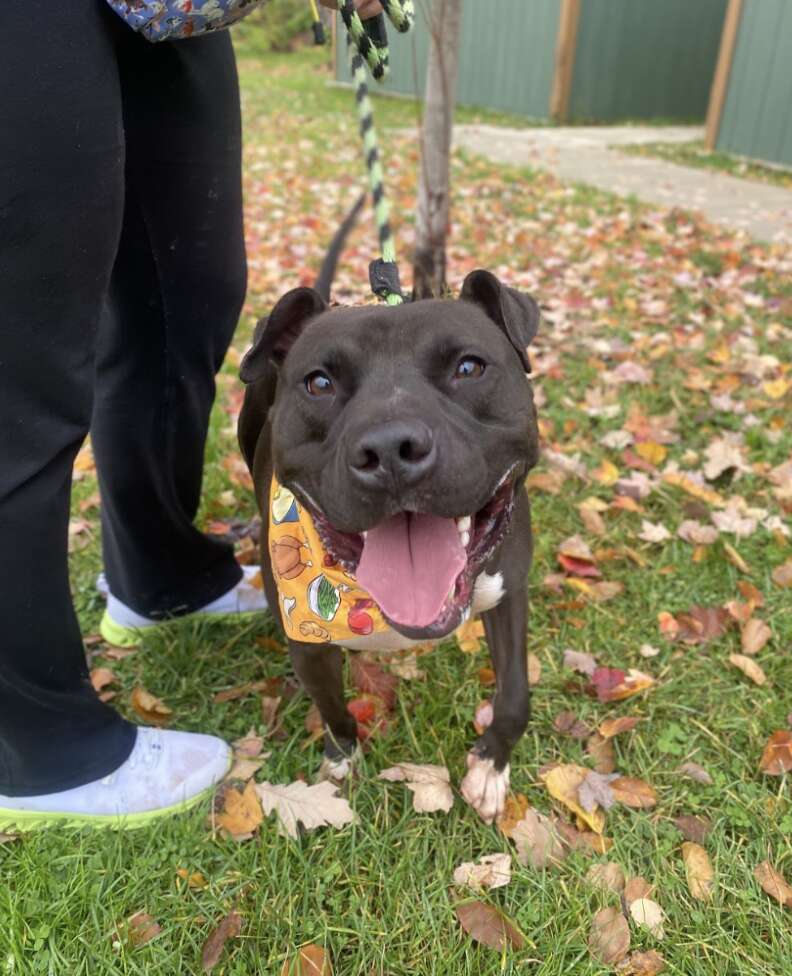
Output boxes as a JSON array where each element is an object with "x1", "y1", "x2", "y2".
[
  {"x1": 705, "y1": 0, "x2": 792, "y2": 167},
  {"x1": 334, "y1": 0, "x2": 728, "y2": 123}
]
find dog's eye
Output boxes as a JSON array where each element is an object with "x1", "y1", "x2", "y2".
[
  {"x1": 454, "y1": 356, "x2": 486, "y2": 379},
  {"x1": 305, "y1": 371, "x2": 334, "y2": 397}
]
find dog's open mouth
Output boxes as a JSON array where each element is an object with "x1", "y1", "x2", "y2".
[{"x1": 306, "y1": 469, "x2": 517, "y2": 638}]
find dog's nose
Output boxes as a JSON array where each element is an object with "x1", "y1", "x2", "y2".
[{"x1": 349, "y1": 420, "x2": 436, "y2": 489}]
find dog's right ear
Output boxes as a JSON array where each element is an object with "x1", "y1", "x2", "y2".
[{"x1": 240, "y1": 287, "x2": 326, "y2": 383}]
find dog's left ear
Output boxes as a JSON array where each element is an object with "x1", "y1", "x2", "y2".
[
  {"x1": 459, "y1": 270, "x2": 540, "y2": 372},
  {"x1": 240, "y1": 287, "x2": 327, "y2": 383}
]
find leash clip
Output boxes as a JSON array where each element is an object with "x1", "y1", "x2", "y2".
[{"x1": 369, "y1": 259, "x2": 405, "y2": 303}]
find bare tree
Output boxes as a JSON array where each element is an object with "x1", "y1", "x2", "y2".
[{"x1": 412, "y1": 0, "x2": 463, "y2": 300}]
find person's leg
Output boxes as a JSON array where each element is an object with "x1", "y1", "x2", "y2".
[
  {"x1": 0, "y1": 0, "x2": 135, "y2": 796},
  {"x1": 92, "y1": 29, "x2": 252, "y2": 622}
]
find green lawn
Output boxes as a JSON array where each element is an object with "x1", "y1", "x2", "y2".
[
  {"x1": 618, "y1": 140, "x2": 792, "y2": 191},
  {"x1": 2, "y1": 38, "x2": 791, "y2": 976}
]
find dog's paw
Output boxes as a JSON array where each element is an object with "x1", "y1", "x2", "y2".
[
  {"x1": 460, "y1": 753, "x2": 510, "y2": 824},
  {"x1": 317, "y1": 744, "x2": 361, "y2": 784}
]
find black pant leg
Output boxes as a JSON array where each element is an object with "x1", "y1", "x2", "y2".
[
  {"x1": 92, "y1": 30, "x2": 246, "y2": 618},
  {"x1": 0, "y1": 1, "x2": 136, "y2": 795}
]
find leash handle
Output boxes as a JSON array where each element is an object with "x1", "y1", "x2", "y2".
[{"x1": 339, "y1": 0, "x2": 414, "y2": 81}]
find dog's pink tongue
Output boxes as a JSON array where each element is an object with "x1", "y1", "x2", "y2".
[{"x1": 356, "y1": 513, "x2": 466, "y2": 628}]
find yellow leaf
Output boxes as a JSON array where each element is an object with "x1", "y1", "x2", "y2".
[
  {"x1": 455, "y1": 617, "x2": 485, "y2": 653},
  {"x1": 541, "y1": 764, "x2": 606, "y2": 834},
  {"x1": 635, "y1": 441, "x2": 667, "y2": 465},
  {"x1": 593, "y1": 459, "x2": 620, "y2": 486},
  {"x1": 681, "y1": 842, "x2": 714, "y2": 902},
  {"x1": 763, "y1": 378, "x2": 790, "y2": 400},
  {"x1": 130, "y1": 686, "x2": 172, "y2": 727},
  {"x1": 662, "y1": 472, "x2": 724, "y2": 507},
  {"x1": 729, "y1": 653, "x2": 767, "y2": 686},
  {"x1": 216, "y1": 780, "x2": 263, "y2": 838}
]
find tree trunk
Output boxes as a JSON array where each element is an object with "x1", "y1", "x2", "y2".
[{"x1": 412, "y1": 0, "x2": 463, "y2": 300}]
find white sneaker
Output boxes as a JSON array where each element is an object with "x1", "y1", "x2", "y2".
[
  {"x1": 97, "y1": 565, "x2": 268, "y2": 646},
  {"x1": 0, "y1": 728, "x2": 231, "y2": 831}
]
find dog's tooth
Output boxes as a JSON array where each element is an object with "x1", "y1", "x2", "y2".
[
  {"x1": 460, "y1": 530, "x2": 470, "y2": 547},
  {"x1": 456, "y1": 515, "x2": 472, "y2": 533}
]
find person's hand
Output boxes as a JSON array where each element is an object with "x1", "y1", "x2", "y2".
[{"x1": 320, "y1": 0, "x2": 384, "y2": 20}]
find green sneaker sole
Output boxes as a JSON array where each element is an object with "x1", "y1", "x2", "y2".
[
  {"x1": 99, "y1": 608, "x2": 261, "y2": 648},
  {"x1": 0, "y1": 780, "x2": 221, "y2": 833}
]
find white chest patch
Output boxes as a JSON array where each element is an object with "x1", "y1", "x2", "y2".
[{"x1": 339, "y1": 571, "x2": 504, "y2": 654}]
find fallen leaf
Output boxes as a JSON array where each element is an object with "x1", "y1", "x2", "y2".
[
  {"x1": 280, "y1": 944, "x2": 332, "y2": 975},
  {"x1": 554, "y1": 818, "x2": 614, "y2": 855},
  {"x1": 587, "y1": 732, "x2": 616, "y2": 774},
  {"x1": 586, "y1": 861, "x2": 626, "y2": 893},
  {"x1": 454, "y1": 901, "x2": 525, "y2": 951},
  {"x1": 599, "y1": 716, "x2": 641, "y2": 739},
  {"x1": 0, "y1": 833, "x2": 20, "y2": 845},
  {"x1": 216, "y1": 780, "x2": 263, "y2": 839},
  {"x1": 225, "y1": 757, "x2": 265, "y2": 782},
  {"x1": 512, "y1": 809, "x2": 567, "y2": 869},
  {"x1": 579, "y1": 771, "x2": 618, "y2": 812},
  {"x1": 527, "y1": 652, "x2": 542, "y2": 686},
  {"x1": 624, "y1": 876, "x2": 653, "y2": 903},
  {"x1": 638, "y1": 520, "x2": 671, "y2": 543},
  {"x1": 201, "y1": 909, "x2": 242, "y2": 972},
  {"x1": 256, "y1": 780, "x2": 356, "y2": 837},
  {"x1": 741, "y1": 618, "x2": 771, "y2": 656},
  {"x1": 728, "y1": 653, "x2": 767, "y2": 686},
  {"x1": 126, "y1": 911, "x2": 161, "y2": 948},
  {"x1": 89, "y1": 667, "x2": 117, "y2": 693},
  {"x1": 681, "y1": 842, "x2": 714, "y2": 901},
  {"x1": 673, "y1": 815, "x2": 712, "y2": 844},
  {"x1": 723, "y1": 542, "x2": 751, "y2": 573},
  {"x1": 588, "y1": 907, "x2": 631, "y2": 966},
  {"x1": 563, "y1": 648, "x2": 598, "y2": 676},
  {"x1": 554, "y1": 711, "x2": 591, "y2": 739},
  {"x1": 261, "y1": 695, "x2": 282, "y2": 731},
  {"x1": 629, "y1": 898, "x2": 665, "y2": 939},
  {"x1": 759, "y1": 731, "x2": 792, "y2": 775},
  {"x1": 473, "y1": 699, "x2": 493, "y2": 735},
  {"x1": 232, "y1": 727, "x2": 266, "y2": 758},
  {"x1": 213, "y1": 678, "x2": 282, "y2": 704},
  {"x1": 378, "y1": 763, "x2": 454, "y2": 814},
  {"x1": 610, "y1": 777, "x2": 657, "y2": 809},
  {"x1": 455, "y1": 617, "x2": 486, "y2": 653},
  {"x1": 771, "y1": 559, "x2": 792, "y2": 588},
  {"x1": 452, "y1": 853, "x2": 512, "y2": 890},
  {"x1": 176, "y1": 868, "x2": 209, "y2": 890},
  {"x1": 677, "y1": 520, "x2": 719, "y2": 545},
  {"x1": 754, "y1": 861, "x2": 792, "y2": 908},
  {"x1": 591, "y1": 668, "x2": 655, "y2": 703},
  {"x1": 130, "y1": 686, "x2": 172, "y2": 727},
  {"x1": 542, "y1": 764, "x2": 606, "y2": 834},
  {"x1": 349, "y1": 657, "x2": 399, "y2": 709},
  {"x1": 616, "y1": 949, "x2": 667, "y2": 974},
  {"x1": 678, "y1": 762, "x2": 713, "y2": 786}
]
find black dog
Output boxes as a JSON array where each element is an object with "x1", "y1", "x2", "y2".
[{"x1": 238, "y1": 262, "x2": 540, "y2": 822}]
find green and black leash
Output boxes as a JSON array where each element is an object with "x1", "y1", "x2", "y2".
[{"x1": 311, "y1": 1, "x2": 415, "y2": 306}]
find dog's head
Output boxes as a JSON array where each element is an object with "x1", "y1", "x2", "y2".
[{"x1": 241, "y1": 270, "x2": 540, "y2": 640}]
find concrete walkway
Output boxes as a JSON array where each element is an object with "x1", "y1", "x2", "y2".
[{"x1": 453, "y1": 124, "x2": 792, "y2": 245}]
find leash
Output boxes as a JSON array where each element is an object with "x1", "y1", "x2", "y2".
[{"x1": 313, "y1": 1, "x2": 414, "y2": 306}]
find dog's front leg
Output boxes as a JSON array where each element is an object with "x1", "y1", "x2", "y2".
[
  {"x1": 289, "y1": 641, "x2": 359, "y2": 780},
  {"x1": 460, "y1": 588, "x2": 529, "y2": 823}
]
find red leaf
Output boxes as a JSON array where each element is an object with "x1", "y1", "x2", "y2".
[
  {"x1": 348, "y1": 658, "x2": 399, "y2": 710},
  {"x1": 558, "y1": 554, "x2": 602, "y2": 578}
]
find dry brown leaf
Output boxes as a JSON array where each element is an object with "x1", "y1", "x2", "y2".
[
  {"x1": 616, "y1": 949, "x2": 667, "y2": 975},
  {"x1": 225, "y1": 757, "x2": 265, "y2": 782},
  {"x1": 216, "y1": 780, "x2": 263, "y2": 839},
  {"x1": 126, "y1": 911, "x2": 161, "y2": 948},
  {"x1": 723, "y1": 542, "x2": 751, "y2": 574},
  {"x1": 588, "y1": 907, "x2": 631, "y2": 966},
  {"x1": 176, "y1": 868, "x2": 209, "y2": 890},
  {"x1": 512, "y1": 809, "x2": 566, "y2": 869},
  {"x1": 629, "y1": 898, "x2": 665, "y2": 939},
  {"x1": 496, "y1": 793, "x2": 530, "y2": 837},
  {"x1": 130, "y1": 686, "x2": 172, "y2": 727},
  {"x1": 681, "y1": 842, "x2": 714, "y2": 902},
  {"x1": 0, "y1": 833, "x2": 20, "y2": 845},
  {"x1": 678, "y1": 762, "x2": 713, "y2": 786},
  {"x1": 728, "y1": 653, "x2": 767, "y2": 686},
  {"x1": 737, "y1": 580, "x2": 765, "y2": 606},
  {"x1": 563, "y1": 648, "x2": 598, "y2": 676},
  {"x1": 674, "y1": 815, "x2": 712, "y2": 844},
  {"x1": 759, "y1": 731, "x2": 792, "y2": 775},
  {"x1": 610, "y1": 777, "x2": 657, "y2": 809},
  {"x1": 587, "y1": 733, "x2": 616, "y2": 774},
  {"x1": 554, "y1": 818, "x2": 614, "y2": 855},
  {"x1": 455, "y1": 901, "x2": 524, "y2": 951},
  {"x1": 89, "y1": 667, "x2": 116, "y2": 693},
  {"x1": 580, "y1": 504, "x2": 607, "y2": 536},
  {"x1": 554, "y1": 711, "x2": 591, "y2": 739},
  {"x1": 542, "y1": 764, "x2": 606, "y2": 833},
  {"x1": 256, "y1": 780, "x2": 356, "y2": 837},
  {"x1": 527, "y1": 652, "x2": 541, "y2": 686},
  {"x1": 213, "y1": 678, "x2": 281, "y2": 704},
  {"x1": 741, "y1": 618, "x2": 772, "y2": 656},
  {"x1": 452, "y1": 853, "x2": 512, "y2": 890},
  {"x1": 624, "y1": 876, "x2": 653, "y2": 903},
  {"x1": 771, "y1": 559, "x2": 792, "y2": 588},
  {"x1": 201, "y1": 909, "x2": 242, "y2": 972},
  {"x1": 232, "y1": 727, "x2": 266, "y2": 758},
  {"x1": 280, "y1": 944, "x2": 332, "y2": 975},
  {"x1": 599, "y1": 716, "x2": 641, "y2": 739},
  {"x1": 378, "y1": 763, "x2": 453, "y2": 814},
  {"x1": 586, "y1": 861, "x2": 626, "y2": 893},
  {"x1": 754, "y1": 861, "x2": 792, "y2": 908}
]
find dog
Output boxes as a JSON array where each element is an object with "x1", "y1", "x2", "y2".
[{"x1": 238, "y1": 230, "x2": 540, "y2": 823}]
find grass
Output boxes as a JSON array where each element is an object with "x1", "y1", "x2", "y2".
[
  {"x1": 2, "y1": 35, "x2": 792, "y2": 976},
  {"x1": 619, "y1": 140, "x2": 792, "y2": 191}
]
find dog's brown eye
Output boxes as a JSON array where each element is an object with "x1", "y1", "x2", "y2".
[
  {"x1": 305, "y1": 371, "x2": 334, "y2": 397},
  {"x1": 455, "y1": 356, "x2": 486, "y2": 379}
]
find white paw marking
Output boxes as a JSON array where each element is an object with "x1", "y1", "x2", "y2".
[
  {"x1": 317, "y1": 744, "x2": 361, "y2": 783},
  {"x1": 460, "y1": 754, "x2": 510, "y2": 824},
  {"x1": 471, "y1": 572, "x2": 505, "y2": 615}
]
